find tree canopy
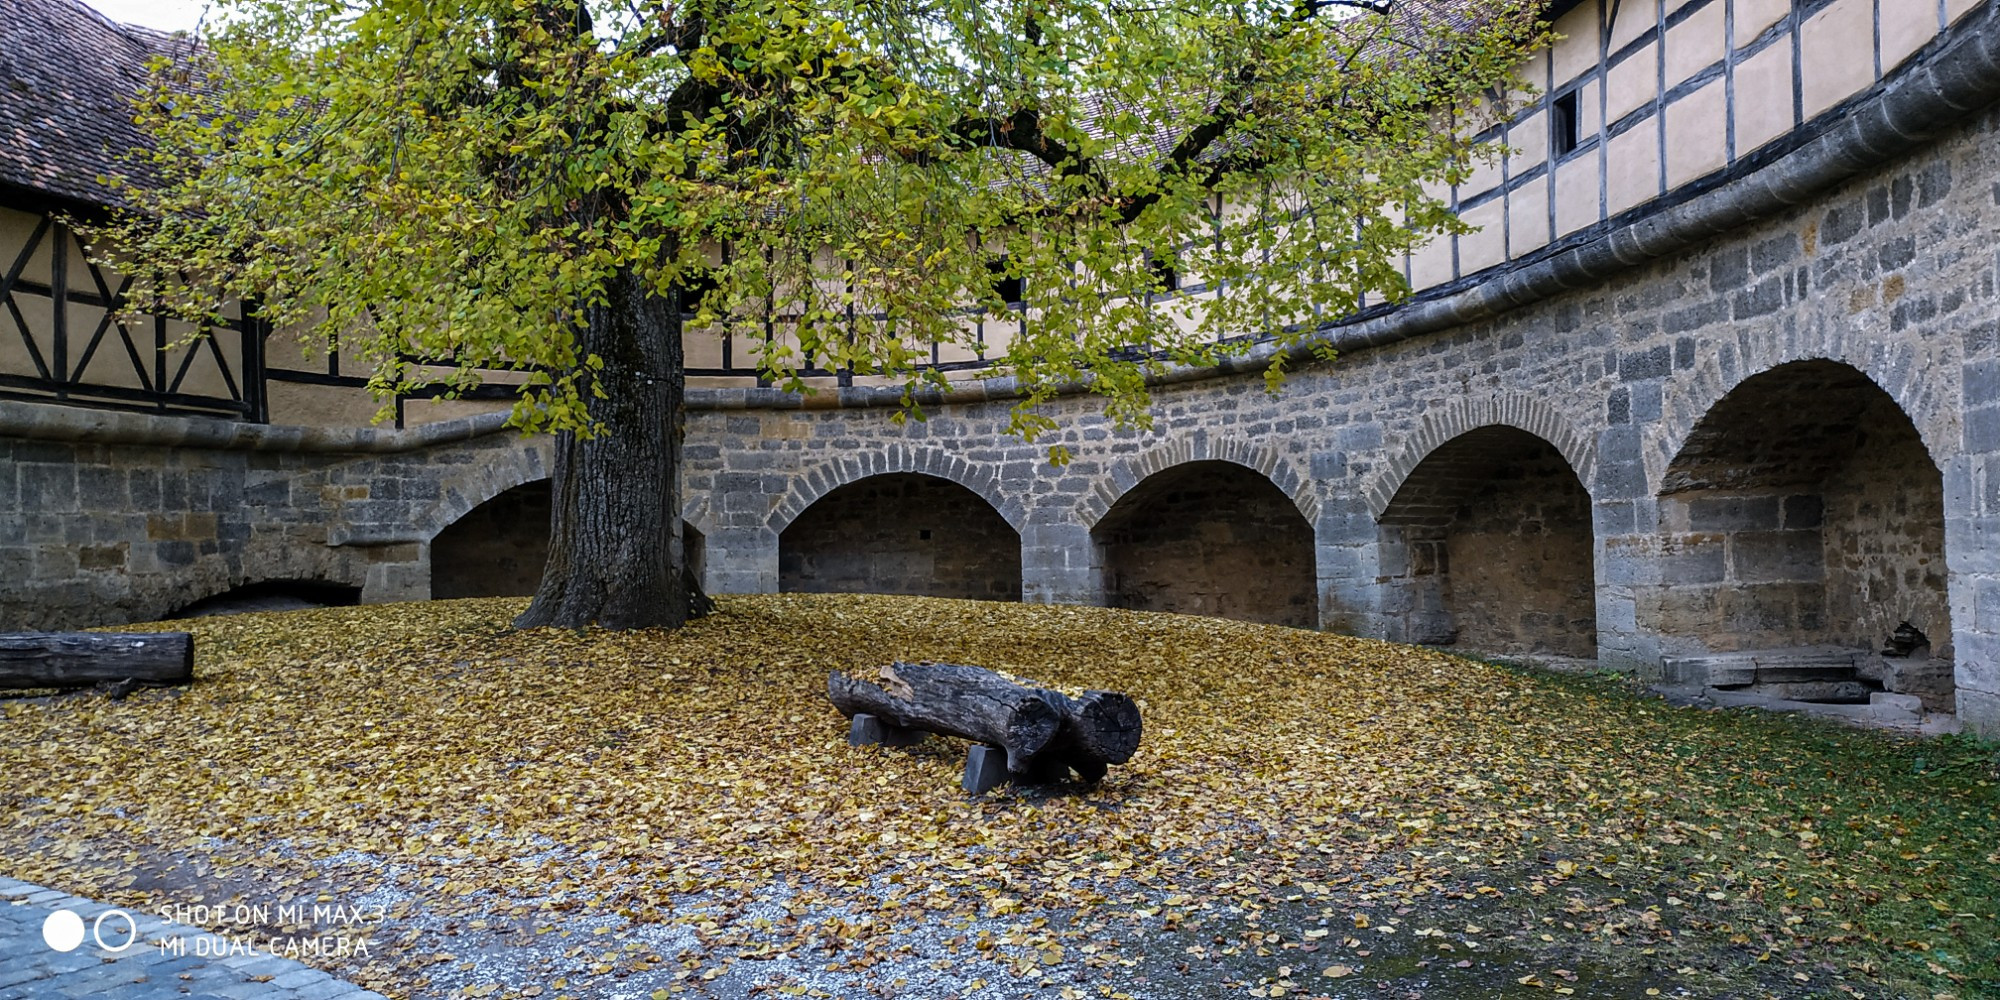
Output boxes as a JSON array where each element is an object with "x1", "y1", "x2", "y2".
[{"x1": 105, "y1": 0, "x2": 1546, "y2": 457}]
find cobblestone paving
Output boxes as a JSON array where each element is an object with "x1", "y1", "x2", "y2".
[{"x1": 0, "y1": 877, "x2": 386, "y2": 1000}]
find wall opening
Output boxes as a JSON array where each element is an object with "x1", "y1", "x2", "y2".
[
  {"x1": 1652, "y1": 360, "x2": 1950, "y2": 702},
  {"x1": 433, "y1": 480, "x2": 553, "y2": 599},
  {"x1": 1378, "y1": 426, "x2": 1597, "y2": 657},
  {"x1": 432, "y1": 479, "x2": 705, "y2": 600},
  {"x1": 779, "y1": 473, "x2": 1021, "y2": 600},
  {"x1": 166, "y1": 579, "x2": 362, "y2": 619},
  {"x1": 1093, "y1": 460, "x2": 1316, "y2": 627}
]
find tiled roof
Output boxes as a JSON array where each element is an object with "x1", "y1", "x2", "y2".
[{"x1": 0, "y1": 0, "x2": 192, "y2": 209}]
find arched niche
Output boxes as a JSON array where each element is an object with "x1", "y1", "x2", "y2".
[
  {"x1": 778, "y1": 473, "x2": 1022, "y2": 600},
  {"x1": 1378, "y1": 426, "x2": 1596, "y2": 656},
  {"x1": 1092, "y1": 460, "x2": 1316, "y2": 627},
  {"x1": 433, "y1": 479, "x2": 705, "y2": 600}
]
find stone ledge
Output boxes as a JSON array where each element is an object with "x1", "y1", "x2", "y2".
[{"x1": 0, "y1": 401, "x2": 514, "y2": 454}]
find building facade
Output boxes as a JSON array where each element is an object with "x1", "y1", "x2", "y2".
[{"x1": 4, "y1": 0, "x2": 1999, "y2": 734}]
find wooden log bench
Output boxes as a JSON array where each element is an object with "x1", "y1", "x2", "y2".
[
  {"x1": 827, "y1": 661, "x2": 1142, "y2": 793},
  {"x1": 0, "y1": 632, "x2": 195, "y2": 695}
]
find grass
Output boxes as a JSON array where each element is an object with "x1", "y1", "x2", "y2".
[{"x1": 0, "y1": 594, "x2": 1994, "y2": 999}]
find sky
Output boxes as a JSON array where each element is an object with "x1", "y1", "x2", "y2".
[{"x1": 83, "y1": 0, "x2": 213, "y2": 32}]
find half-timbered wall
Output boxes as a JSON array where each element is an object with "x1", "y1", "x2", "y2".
[{"x1": 0, "y1": 206, "x2": 263, "y2": 419}]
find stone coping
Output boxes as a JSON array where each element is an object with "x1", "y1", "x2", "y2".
[{"x1": 0, "y1": 399, "x2": 515, "y2": 453}]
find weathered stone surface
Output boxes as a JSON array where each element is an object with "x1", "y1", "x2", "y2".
[
  {"x1": 1868, "y1": 692, "x2": 1925, "y2": 722},
  {"x1": 848, "y1": 712, "x2": 926, "y2": 748},
  {"x1": 3, "y1": 63, "x2": 2000, "y2": 739},
  {"x1": 961, "y1": 744, "x2": 1008, "y2": 795}
]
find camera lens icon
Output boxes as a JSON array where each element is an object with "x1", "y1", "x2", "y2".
[
  {"x1": 41, "y1": 910, "x2": 84, "y2": 952},
  {"x1": 42, "y1": 908, "x2": 138, "y2": 953}
]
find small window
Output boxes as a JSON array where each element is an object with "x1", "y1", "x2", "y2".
[
  {"x1": 987, "y1": 258, "x2": 1024, "y2": 305},
  {"x1": 1551, "y1": 89, "x2": 1581, "y2": 158},
  {"x1": 678, "y1": 269, "x2": 718, "y2": 314},
  {"x1": 1147, "y1": 254, "x2": 1180, "y2": 294}
]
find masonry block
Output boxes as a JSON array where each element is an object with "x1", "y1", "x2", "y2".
[
  {"x1": 848, "y1": 713, "x2": 926, "y2": 748},
  {"x1": 962, "y1": 744, "x2": 1008, "y2": 795}
]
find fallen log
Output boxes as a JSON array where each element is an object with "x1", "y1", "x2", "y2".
[
  {"x1": 827, "y1": 661, "x2": 1142, "y2": 783},
  {"x1": 0, "y1": 632, "x2": 194, "y2": 690}
]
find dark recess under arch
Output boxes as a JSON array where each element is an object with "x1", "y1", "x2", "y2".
[
  {"x1": 1378, "y1": 426, "x2": 1596, "y2": 657},
  {"x1": 1652, "y1": 359, "x2": 1950, "y2": 662},
  {"x1": 432, "y1": 480, "x2": 705, "y2": 600},
  {"x1": 779, "y1": 473, "x2": 1022, "y2": 600},
  {"x1": 1093, "y1": 460, "x2": 1316, "y2": 627}
]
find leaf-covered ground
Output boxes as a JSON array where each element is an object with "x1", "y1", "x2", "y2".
[{"x1": 2, "y1": 595, "x2": 1995, "y2": 1000}]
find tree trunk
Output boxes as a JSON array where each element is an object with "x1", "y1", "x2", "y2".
[
  {"x1": 0, "y1": 632, "x2": 194, "y2": 690},
  {"x1": 515, "y1": 265, "x2": 693, "y2": 630},
  {"x1": 827, "y1": 661, "x2": 1144, "y2": 781}
]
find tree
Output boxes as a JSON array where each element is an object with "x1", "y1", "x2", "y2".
[{"x1": 100, "y1": 0, "x2": 1546, "y2": 631}]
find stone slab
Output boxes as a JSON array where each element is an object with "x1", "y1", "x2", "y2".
[
  {"x1": 847, "y1": 713, "x2": 926, "y2": 748},
  {"x1": 962, "y1": 744, "x2": 1008, "y2": 795}
]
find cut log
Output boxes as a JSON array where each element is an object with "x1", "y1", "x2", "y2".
[
  {"x1": 0, "y1": 632, "x2": 194, "y2": 690},
  {"x1": 829, "y1": 661, "x2": 1061, "y2": 773},
  {"x1": 827, "y1": 661, "x2": 1142, "y2": 782}
]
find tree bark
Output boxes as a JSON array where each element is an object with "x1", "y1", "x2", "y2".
[
  {"x1": 515, "y1": 265, "x2": 693, "y2": 630},
  {"x1": 0, "y1": 632, "x2": 194, "y2": 690},
  {"x1": 827, "y1": 661, "x2": 1143, "y2": 781}
]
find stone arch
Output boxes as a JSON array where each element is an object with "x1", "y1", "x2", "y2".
[
  {"x1": 1375, "y1": 426, "x2": 1597, "y2": 656},
  {"x1": 1367, "y1": 393, "x2": 1596, "y2": 519},
  {"x1": 1091, "y1": 458, "x2": 1319, "y2": 628},
  {"x1": 164, "y1": 578, "x2": 364, "y2": 619},
  {"x1": 417, "y1": 442, "x2": 553, "y2": 543},
  {"x1": 779, "y1": 472, "x2": 1023, "y2": 600},
  {"x1": 430, "y1": 469, "x2": 708, "y2": 601},
  {"x1": 432, "y1": 479, "x2": 554, "y2": 598},
  {"x1": 1644, "y1": 358, "x2": 1953, "y2": 707},
  {"x1": 1650, "y1": 340, "x2": 1955, "y2": 499},
  {"x1": 1081, "y1": 436, "x2": 1317, "y2": 530},
  {"x1": 768, "y1": 446, "x2": 1026, "y2": 534}
]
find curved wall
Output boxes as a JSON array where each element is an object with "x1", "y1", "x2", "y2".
[
  {"x1": 3, "y1": 5, "x2": 2000, "y2": 736},
  {"x1": 675, "y1": 86, "x2": 2000, "y2": 732}
]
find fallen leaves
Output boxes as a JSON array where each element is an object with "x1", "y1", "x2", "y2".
[{"x1": 0, "y1": 593, "x2": 1991, "y2": 999}]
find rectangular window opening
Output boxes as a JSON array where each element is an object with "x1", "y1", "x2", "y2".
[
  {"x1": 1551, "y1": 89, "x2": 1581, "y2": 158},
  {"x1": 678, "y1": 269, "x2": 718, "y2": 315},
  {"x1": 988, "y1": 258, "x2": 1024, "y2": 305}
]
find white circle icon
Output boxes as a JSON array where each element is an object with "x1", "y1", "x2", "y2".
[
  {"x1": 42, "y1": 909, "x2": 85, "y2": 952},
  {"x1": 95, "y1": 910, "x2": 139, "y2": 952}
]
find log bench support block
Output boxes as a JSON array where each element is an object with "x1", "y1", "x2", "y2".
[
  {"x1": 848, "y1": 713, "x2": 926, "y2": 748},
  {"x1": 963, "y1": 745, "x2": 1008, "y2": 795}
]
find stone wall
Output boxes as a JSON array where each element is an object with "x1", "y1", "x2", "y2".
[
  {"x1": 778, "y1": 473, "x2": 1021, "y2": 601},
  {"x1": 0, "y1": 418, "x2": 549, "y2": 630},
  {"x1": 1094, "y1": 461, "x2": 1316, "y2": 628},
  {"x1": 669, "y1": 95, "x2": 2000, "y2": 735},
  {"x1": 1822, "y1": 419, "x2": 1951, "y2": 659},
  {"x1": 5, "y1": 16, "x2": 2000, "y2": 734}
]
